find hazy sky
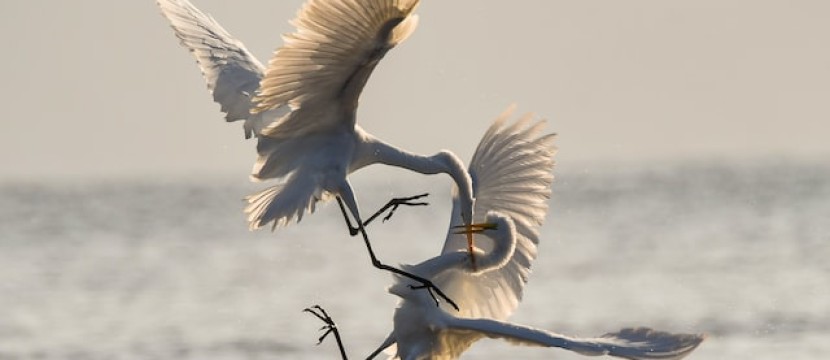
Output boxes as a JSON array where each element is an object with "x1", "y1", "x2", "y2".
[{"x1": 1, "y1": 0, "x2": 828, "y2": 180}]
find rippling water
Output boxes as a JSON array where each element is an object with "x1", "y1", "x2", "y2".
[{"x1": 2, "y1": 161, "x2": 828, "y2": 359}]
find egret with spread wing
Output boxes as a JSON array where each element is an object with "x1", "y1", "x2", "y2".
[
  {"x1": 308, "y1": 108, "x2": 704, "y2": 359},
  {"x1": 375, "y1": 109, "x2": 703, "y2": 359},
  {"x1": 157, "y1": 0, "x2": 475, "y2": 308},
  {"x1": 377, "y1": 211, "x2": 704, "y2": 360}
]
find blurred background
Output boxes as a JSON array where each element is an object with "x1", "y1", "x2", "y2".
[{"x1": 1, "y1": 0, "x2": 828, "y2": 359}]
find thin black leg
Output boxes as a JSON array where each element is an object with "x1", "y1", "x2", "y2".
[
  {"x1": 337, "y1": 196, "x2": 362, "y2": 237},
  {"x1": 366, "y1": 342, "x2": 393, "y2": 360},
  {"x1": 335, "y1": 196, "x2": 459, "y2": 311},
  {"x1": 360, "y1": 193, "x2": 429, "y2": 227},
  {"x1": 304, "y1": 305, "x2": 348, "y2": 360},
  {"x1": 336, "y1": 194, "x2": 430, "y2": 236}
]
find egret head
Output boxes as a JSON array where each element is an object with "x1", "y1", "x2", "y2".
[
  {"x1": 452, "y1": 211, "x2": 516, "y2": 273},
  {"x1": 453, "y1": 211, "x2": 512, "y2": 239},
  {"x1": 453, "y1": 221, "x2": 497, "y2": 235},
  {"x1": 434, "y1": 149, "x2": 476, "y2": 267},
  {"x1": 436, "y1": 150, "x2": 474, "y2": 224}
]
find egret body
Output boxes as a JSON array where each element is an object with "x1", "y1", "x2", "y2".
[
  {"x1": 360, "y1": 109, "x2": 704, "y2": 359},
  {"x1": 157, "y1": 0, "x2": 475, "y2": 306}
]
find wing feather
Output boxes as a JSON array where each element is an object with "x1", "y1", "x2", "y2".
[
  {"x1": 244, "y1": 168, "x2": 335, "y2": 230},
  {"x1": 157, "y1": 0, "x2": 267, "y2": 138},
  {"x1": 252, "y1": 0, "x2": 420, "y2": 137},
  {"x1": 446, "y1": 318, "x2": 705, "y2": 360},
  {"x1": 437, "y1": 105, "x2": 557, "y2": 320}
]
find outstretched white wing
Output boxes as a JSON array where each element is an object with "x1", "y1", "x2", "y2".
[
  {"x1": 252, "y1": 0, "x2": 420, "y2": 138},
  {"x1": 446, "y1": 319, "x2": 705, "y2": 360},
  {"x1": 437, "y1": 105, "x2": 557, "y2": 320},
  {"x1": 157, "y1": 0, "x2": 267, "y2": 138}
]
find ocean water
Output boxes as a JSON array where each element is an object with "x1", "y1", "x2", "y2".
[{"x1": 1, "y1": 161, "x2": 828, "y2": 359}]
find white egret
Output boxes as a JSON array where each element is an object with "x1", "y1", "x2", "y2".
[
  {"x1": 376, "y1": 211, "x2": 704, "y2": 360},
  {"x1": 157, "y1": 0, "x2": 474, "y2": 308},
  {"x1": 308, "y1": 108, "x2": 704, "y2": 359}
]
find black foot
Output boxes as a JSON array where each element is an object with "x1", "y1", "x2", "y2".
[
  {"x1": 378, "y1": 265, "x2": 457, "y2": 311},
  {"x1": 409, "y1": 283, "x2": 442, "y2": 307},
  {"x1": 337, "y1": 193, "x2": 430, "y2": 236},
  {"x1": 333, "y1": 194, "x2": 456, "y2": 312},
  {"x1": 304, "y1": 305, "x2": 348, "y2": 359},
  {"x1": 359, "y1": 193, "x2": 430, "y2": 230},
  {"x1": 378, "y1": 193, "x2": 430, "y2": 223}
]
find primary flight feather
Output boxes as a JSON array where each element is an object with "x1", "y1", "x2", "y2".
[
  {"x1": 158, "y1": 0, "x2": 475, "y2": 305},
  {"x1": 157, "y1": 0, "x2": 472, "y2": 230},
  {"x1": 361, "y1": 108, "x2": 704, "y2": 360}
]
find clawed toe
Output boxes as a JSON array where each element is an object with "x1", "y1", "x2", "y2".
[
  {"x1": 304, "y1": 305, "x2": 337, "y2": 344},
  {"x1": 406, "y1": 281, "x2": 459, "y2": 311},
  {"x1": 382, "y1": 193, "x2": 430, "y2": 222},
  {"x1": 303, "y1": 305, "x2": 348, "y2": 359}
]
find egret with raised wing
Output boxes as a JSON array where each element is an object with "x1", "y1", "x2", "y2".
[
  {"x1": 157, "y1": 0, "x2": 475, "y2": 308},
  {"x1": 308, "y1": 108, "x2": 704, "y2": 359}
]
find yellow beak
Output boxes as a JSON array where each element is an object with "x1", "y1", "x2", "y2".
[
  {"x1": 451, "y1": 222, "x2": 497, "y2": 272},
  {"x1": 452, "y1": 222, "x2": 498, "y2": 235}
]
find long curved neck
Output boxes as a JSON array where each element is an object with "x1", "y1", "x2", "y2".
[
  {"x1": 469, "y1": 223, "x2": 516, "y2": 274},
  {"x1": 369, "y1": 139, "x2": 446, "y2": 173},
  {"x1": 358, "y1": 133, "x2": 474, "y2": 207}
]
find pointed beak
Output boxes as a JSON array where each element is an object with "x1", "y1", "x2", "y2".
[
  {"x1": 453, "y1": 221, "x2": 495, "y2": 272},
  {"x1": 452, "y1": 222, "x2": 497, "y2": 235}
]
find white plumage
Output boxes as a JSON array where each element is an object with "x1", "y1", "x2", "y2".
[
  {"x1": 157, "y1": 0, "x2": 475, "y2": 233},
  {"x1": 435, "y1": 105, "x2": 556, "y2": 321},
  {"x1": 369, "y1": 109, "x2": 704, "y2": 360}
]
